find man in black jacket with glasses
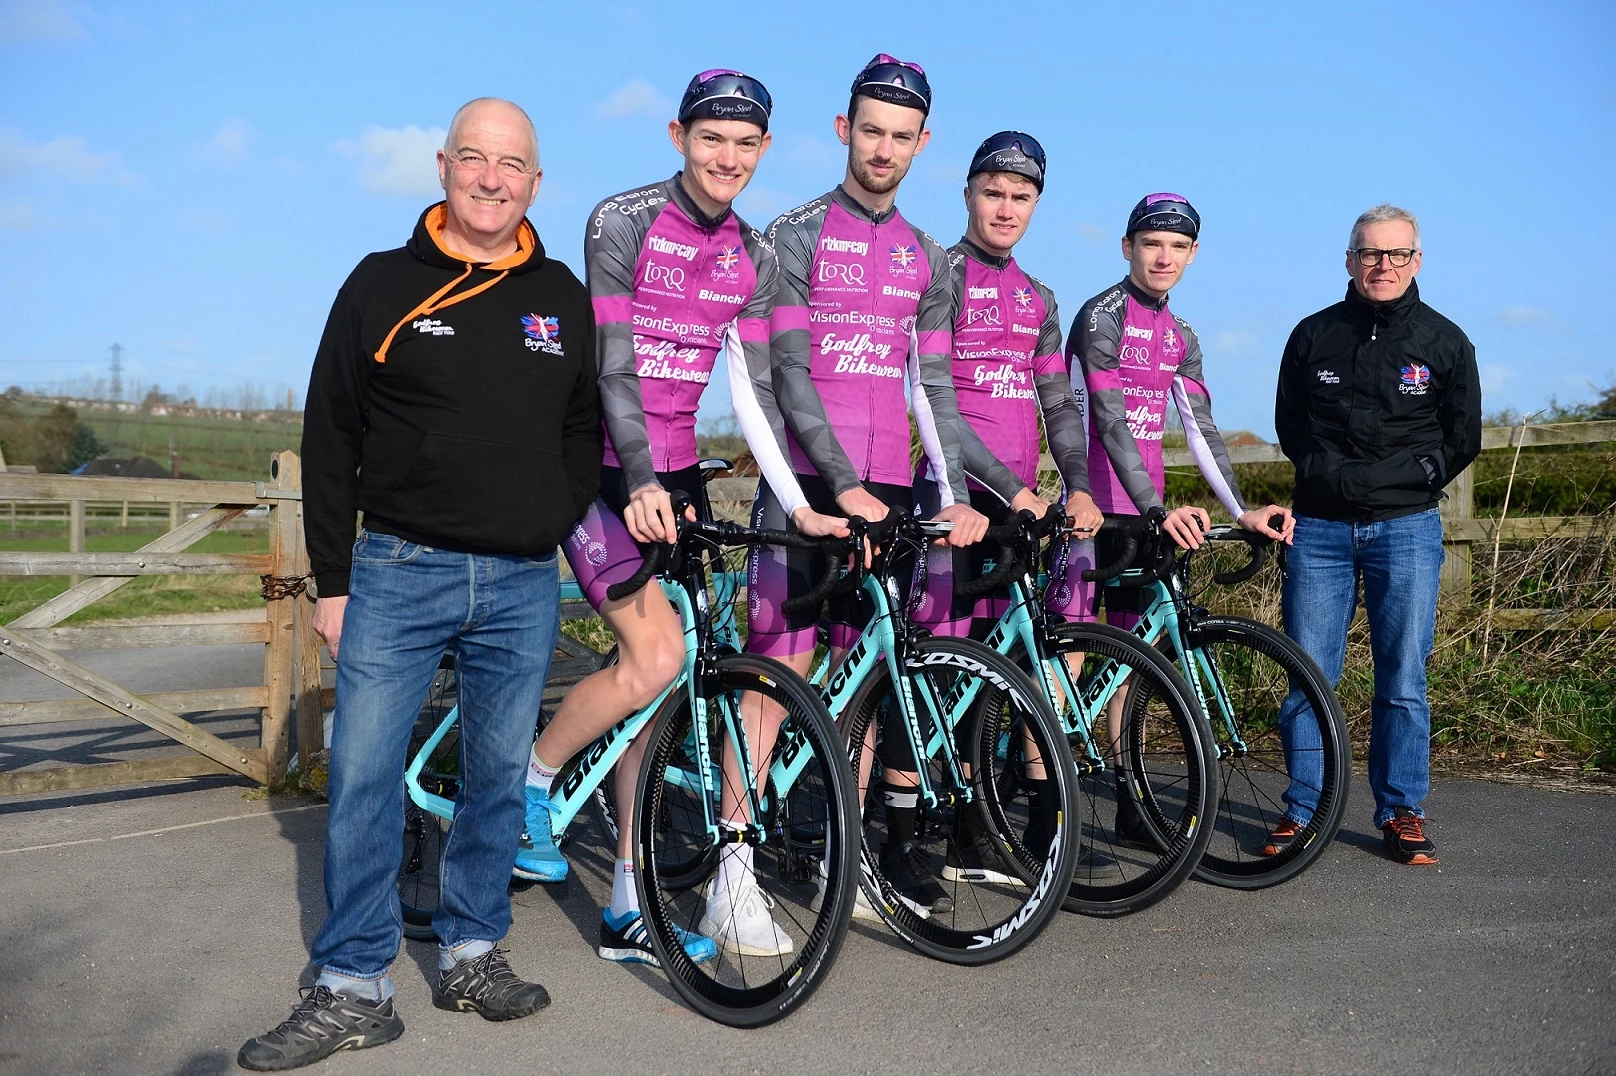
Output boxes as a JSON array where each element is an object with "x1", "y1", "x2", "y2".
[{"x1": 1272, "y1": 203, "x2": 1480, "y2": 867}]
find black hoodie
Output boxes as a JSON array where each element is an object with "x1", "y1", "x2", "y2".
[
  {"x1": 1275, "y1": 280, "x2": 1480, "y2": 522},
  {"x1": 302, "y1": 204, "x2": 600, "y2": 596}
]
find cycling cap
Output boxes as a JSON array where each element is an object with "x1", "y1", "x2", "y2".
[
  {"x1": 679, "y1": 69, "x2": 773, "y2": 131},
  {"x1": 967, "y1": 131, "x2": 1047, "y2": 193},
  {"x1": 850, "y1": 53, "x2": 932, "y2": 116},
  {"x1": 1126, "y1": 193, "x2": 1200, "y2": 239}
]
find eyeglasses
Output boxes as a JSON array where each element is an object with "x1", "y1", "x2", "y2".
[
  {"x1": 446, "y1": 149, "x2": 536, "y2": 180},
  {"x1": 1349, "y1": 247, "x2": 1418, "y2": 268}
]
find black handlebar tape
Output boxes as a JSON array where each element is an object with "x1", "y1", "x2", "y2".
[
  {"x1": 1210, "y1": 529, "x2": 1270, "y2": 585},
  {"x1": 1080, "y1": 532, "x2": 1139, "y2": 583}
]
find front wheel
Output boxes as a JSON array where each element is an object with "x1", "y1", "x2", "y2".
[
  {"x1": 1041, "y1": 621, "x2": 1218, "y2": 917},
  {"x1": 635, "y1": 652, "x2": 859, "y2": 1028},
  {"x1": 1181, "y1": 616, "x2": 1350, "y2": 889},
  {"x1": 843, "y1": 636, "x2": 1080, "y2": 965}
]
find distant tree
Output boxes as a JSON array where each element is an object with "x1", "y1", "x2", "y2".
[
  {"x1": 64, "y1": 423, "x2": 110, "y2": 471},
  {"x1": 31, "y1": 404, "x2": 81, "y2": 471}
]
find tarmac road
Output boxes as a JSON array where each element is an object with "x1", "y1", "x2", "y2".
[{"x1": 1, "y1": 768, "x2": 1612, "y2": 1076}]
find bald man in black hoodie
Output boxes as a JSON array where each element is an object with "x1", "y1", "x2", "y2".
[{"x1": 240, "y1": 98, "x2": 599, "y2": 1072}]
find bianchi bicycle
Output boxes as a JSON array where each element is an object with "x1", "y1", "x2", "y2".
[
  {"x1": 799, "y1": 509, "x2": 1083, "y2": 964},
  {"x1": 1089, "y1": 513, "x2": 1351, "y2": 889},
  {"x1": 397, "y1": 505, "x2": 861, "y2": 1028},
  {"x1": 949, "y1": 507, "x2": 1217, "y2": 917}
]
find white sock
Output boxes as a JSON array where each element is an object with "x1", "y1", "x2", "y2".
[
  {"x1": 609, "y1": 859, "x2": 637, "y2": 920},
  {"x1": 715, "y1": 829, "x2": 754, "y2": 896},
  {"x1": 526, "y1": 750, "x2": 559, "y2": 794}
]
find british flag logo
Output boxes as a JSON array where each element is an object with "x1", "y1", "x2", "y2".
[
  {"x1": 1400, "y1": 362, "x2": 1431, "y2": 388},
  {"x1": 1162, "y1": 327, "x2": 1179, "y2": 349},
  {"x1": 1013, "y1": 286, "x2": 1034, "y2": 311},
  {"x1": 889, "y1": 243, "x2": 917, "y2": 267},
  {"x1": 715, "y1": 246, "x2": 741, "y2": 271},
  {"x1": 521, "y1": 314, "x2": 560, "y2": 342}
]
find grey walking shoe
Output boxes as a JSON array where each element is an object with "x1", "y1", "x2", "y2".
[
  {"x1": 432, "y1": 946, "x2": 551, "y2": 1021},
  {"x1": 237, "y1": 985, "x2": 403, "y2": 1071}
]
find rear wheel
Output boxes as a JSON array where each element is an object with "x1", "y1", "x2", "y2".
[
  {"x1": 1181, "y1": 616, "x2": 1350, "y2": 889},
  {"x1": 636, "y1": 652, "x2": 858, "y2": 1027},
  {"x1": 1040, "y1": 622, "x2": 1217, "y2": 917}
]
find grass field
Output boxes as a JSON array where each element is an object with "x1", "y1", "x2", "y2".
[
  {"x1": 8, "y1": 399, "x2": 302, "y2": 481},
  {"x1": 0, "y1": 527, "x2": 270, "y2": 624}
]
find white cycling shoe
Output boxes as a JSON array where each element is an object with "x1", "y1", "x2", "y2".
[{"x1": 809, "y1": 858, "x2": 882, "y2": 923}]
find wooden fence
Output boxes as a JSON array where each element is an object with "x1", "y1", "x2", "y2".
[
  {"x1": 0, "y1": 450, "x2": 322, "y2": 797},
  {"x1": 707, "y1": 420, "x2": 1615, "y2": 626}
]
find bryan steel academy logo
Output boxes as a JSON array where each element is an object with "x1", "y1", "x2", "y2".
[{"x1": 521, "y1": 314, "x2": 564, "y2": 356}]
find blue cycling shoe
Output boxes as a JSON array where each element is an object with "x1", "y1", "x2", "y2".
[
  {"x1": 512, "y1": 785, "x2": 568, "y2": 882},
  {"x1": 598, "y1": 908, "x2": 718, "y2": 966}
]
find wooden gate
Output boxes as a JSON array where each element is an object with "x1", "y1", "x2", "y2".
[{"x1": 0, "y1": 450, "x2": 322, "y2": 796}]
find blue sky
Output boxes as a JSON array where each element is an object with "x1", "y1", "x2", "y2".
[{"x1": 2, "y1": 0, "x2": 1612, "y2": 435}]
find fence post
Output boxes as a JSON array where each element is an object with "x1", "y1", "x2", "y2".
[
  {"x1": 69, "y1": 498, "x2": 85, "y2": 588},
  {"x1": 261, "y1": 453, "x2": 299, "y2": 784},
  {"x1": 120, "y1": 500, "x2": 128, "y2": 528},
  {"x1": 1440, "y1": 463, "x2": 1474, "y2": 601},
  {"x1": 287, "y1": 454, "x2": 325, "y2": 780},
  {"x1": 169, "y1": 501, "x2": 180, "y2": 531}
]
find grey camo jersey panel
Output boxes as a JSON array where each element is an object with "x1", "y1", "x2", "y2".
[
  {"x1": 584, "y1": 173, "x2": 806, "y2": 511},
  {"x1": 933, "y1": 238, "x2": 1088, "y2": 504},
  {"x1": 1068, "y1": 277, "x2": 1245, "y2": 518},
  {"x1": 766, "y1": 186, "x2": 972, "y2": 505}
]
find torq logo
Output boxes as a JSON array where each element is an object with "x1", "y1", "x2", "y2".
[
  {"x1": 965, "y1": 306, "x2": 1003, "y2": 326},
  {"x1": 818, "y1": 261, "x2": 867, "y2": 287},
  {"x1": 1119, "y1": 344, "x2": 1151, "y2": 363},
  {"x1": 643, "y1": 261, "x2": 686, "y2": 291}
]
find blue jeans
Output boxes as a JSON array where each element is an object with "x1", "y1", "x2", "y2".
[
  {"x1": 1277, "y1": 509, "x2": 1443, "y2": 828},
  {"x1": 309, "y1": 530, "x2": 558, "y2": 983}
]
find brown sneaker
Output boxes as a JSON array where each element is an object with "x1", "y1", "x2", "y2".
[
  {"x1": 1381, "y1": 809, "x2": 1438, "y2": 865},
  {"x1": 1261, "y1": 817, "x2": 1303, "y2": 857}
]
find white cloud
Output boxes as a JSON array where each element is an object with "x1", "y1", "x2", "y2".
[
  {"x1": 336, "y1": 124, "x2": 446, "y2": 197},
  {"x1": 1073, "y1": 221, "x2": 1109, "y2": 245},
  {"x1": 1492, "y1": 304, "x2": 1557, "y2": 328},
  {"x1": 200, "y1": 118, "x2": 258, "y2": 166},
  {"x1": 0, "y1": 0, "x2": 88, "y2": 42},
  {"x1": 1208, "y1": 328, "x2": 1264, "y2": 359},
  {"x1": 594, "y1": 78, "x2": 672, "y2": 120},
  {"x1": 0, "y1": 129, "x2": 128, "y2": 184}
]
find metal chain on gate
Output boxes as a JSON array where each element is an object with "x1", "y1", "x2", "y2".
[{"x1": 260, "y1": 573, "x2": 311, "y2": 600}]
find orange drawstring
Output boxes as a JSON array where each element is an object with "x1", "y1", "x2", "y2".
[{"x1": 373, "y1": 206, "x2": 534, "y2": 363}]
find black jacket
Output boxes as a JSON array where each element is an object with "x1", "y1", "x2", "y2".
[
  {"x1": 302, "y1": 204, "x2": 601, "y2": 596},
  {"x1": 1275, "y1": 280, "x2": 1480, "y2": 522}
]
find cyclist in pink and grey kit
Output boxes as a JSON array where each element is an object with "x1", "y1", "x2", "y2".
[
  {"x1": 1059, "y1": 193, "x2": 1292, "y2": 847},
  {"x1": 1052, "y1": 192, "x2": 1292, "y2": 628},
  {"x1": 905, "y1": 131, "x2": 1113, "y2": 892},
  {"x1": 515, "y1": 69, "x2": 846, "y2": 968},
  {"x1": 709, "y1": 54, "x2": 991, "y2": 932}
]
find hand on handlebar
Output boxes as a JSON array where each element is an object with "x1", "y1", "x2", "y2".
[
  {"x1": 1161, "y1": 505, "x2": 1212, "y2": 550},
  {"x1": 625, "y1": 483, "x2": 695, "y2": 545},
  {"x1": 790, "y1": 506, "x2": 851, "y2": 540},
  {"x1": 1063, "y1": 490, "x2": 1103, "y2": 538},
  {"x1": 932, "y1": 501, "x2": 989, "y2": 547},
  {"x1": 1237, "y1": 505, "x2": 1294, "y2": 545},
  {"x1": 1008, "y1": 486, "x2": 1053, "y2": 520},
  {"x1": 834, "y1": 485, "x2": 892, "y2": 526}
]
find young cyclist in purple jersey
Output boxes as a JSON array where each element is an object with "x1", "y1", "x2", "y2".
[
  {"x1": 894, "y1": 133, "x2": 1114, "y2": 897},
  {"x1": 516, "y1": 70, "x2": 849, "y2": 968},
  {"x1": 1058, "y1": 193, "x2": 1293, "y2": 843},
  {"x1": 705, "y1": 54, "x2": 992, "y2": 935}
]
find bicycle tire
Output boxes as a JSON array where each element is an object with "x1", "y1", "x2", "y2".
[
  {"x1": 635, "y1": 652, "x2": 859, "y2": 1027},
  {"x1": 1039, "y1": 621, "x2": 1218, "y2": 917},
  {"x1": 1180, "y1": 616, "x2": 1350, "y2": 889},
  {"x1": 841, "y1": 636, "x2": 1080, "y2": 964},
  {"x1": 399, "y1": 655, "x2": 459, "y2": 942}
]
